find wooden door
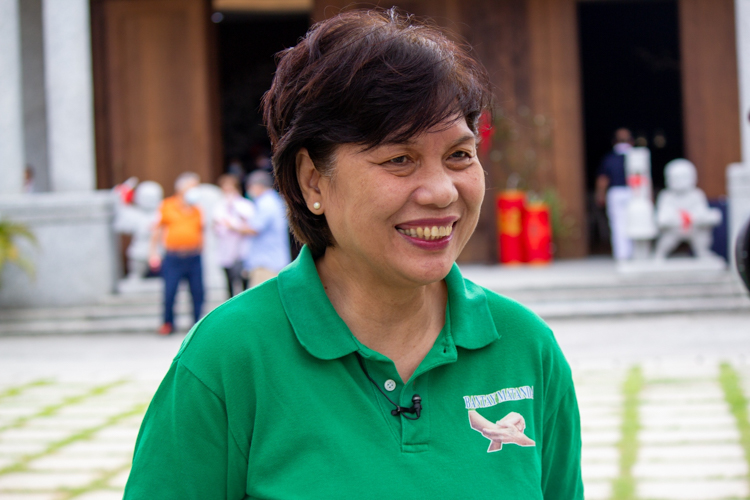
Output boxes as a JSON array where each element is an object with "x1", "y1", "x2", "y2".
[
  {"x1": 92, "y1": 0, "x2": 221, "y2": 193},
  {"x1": 679, "y1": 0, "x2": 741, "y2": 198}
]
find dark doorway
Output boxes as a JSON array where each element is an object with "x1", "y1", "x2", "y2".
[
  {"x1": 215, "y1": 12, "x2": 309, "y2": 175},
  {"x1": 578, "y1": 0, "x2": 684, "y2": 254}
]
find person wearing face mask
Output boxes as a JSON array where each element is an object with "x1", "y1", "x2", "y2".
[
  {"x1": 595, "y1": 128, "x2": 635, "y2": 260},
  {"x1": 148, "y1": 172, "x2": 204, "y2": 335}
]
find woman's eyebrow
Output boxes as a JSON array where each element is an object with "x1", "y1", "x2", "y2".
[
  {"x1": 382, "y1": 133, "x2": 477, "y2": 148},
  {"x1": 450, "y1": 134, "x2": 477, "y2": 147}
]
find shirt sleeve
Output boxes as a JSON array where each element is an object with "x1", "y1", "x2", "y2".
[
  {"x1": 541, "y1": 382, "x2": 584, "y2": 500},
  {"x1": 123, "y1": 359, "x2": 248, "y2": 500}
]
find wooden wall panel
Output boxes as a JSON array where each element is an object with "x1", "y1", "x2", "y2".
[
  {"x1": 93, "y1": 0, "x2": 220, "y2": 193},
  {"x1": 461, "y1": 0, "x2": 531, "y2": 263},
  {"x1": 526, "y1": 0, "x2": 587, "y2": 257},
  {"x1": 679, "y1": 0, "x2": 741, "y2": 198}
]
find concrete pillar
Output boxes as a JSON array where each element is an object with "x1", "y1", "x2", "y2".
[
  {"x1": 737, "y1": 0, "x2": 750, "y2": 161},
  {"x1": 20, "y1": 0, "x2": 50, "y2": 192},
  {"x1": 42, "y1": 0, "x2": 96, "y2": 192},
  {"x1": 728, "y1": 0, "x2": 750, "y2": 264},
  {"x1": 0, "y1": 0, "x2": 25, "y2": 195}
]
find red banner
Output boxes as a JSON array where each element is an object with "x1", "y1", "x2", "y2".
[
  {"x1": 523, "y1": 202, "x2": 552, "y2": 264},
  {"x1": 497, "y1": 191, "x2": 525, "y2": 264}
]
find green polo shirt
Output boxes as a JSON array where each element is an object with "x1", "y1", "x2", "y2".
[{"x1": 124, "y1": 246, "x2": 583, "y2": 499}]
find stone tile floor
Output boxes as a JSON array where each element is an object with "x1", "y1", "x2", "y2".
[
  {"x1": 2, "y1": 360, "x2": 750, "y2": 499},
  {"x1": 0, "y1": 378, "x2": 158, "y2": 500}
]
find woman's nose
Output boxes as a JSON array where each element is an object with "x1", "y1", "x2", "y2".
[{"x1": 414, "y1": 161, "x2": 459, "y2": 208}]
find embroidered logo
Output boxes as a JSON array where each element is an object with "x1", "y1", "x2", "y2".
[
  {"x1": 462, "y1": 386, "x2": 534, "y2": 409},
  {"x1": 468, "y1": 410, "x2": 536, "y2": 452}
]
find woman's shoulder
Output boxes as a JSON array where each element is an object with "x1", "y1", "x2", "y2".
[
  {"x1": 175, "y1": 278, "x2": 292, "y2": 366},
  {"x1": 465, "y1": 279, "x2": 574, "y2": 395},
  {"x1": 468, "y1": 279, "x2": 552, "y2": 338},
  {"x1": 459, "y1": 276, "x2": 565, "y2": 362}
]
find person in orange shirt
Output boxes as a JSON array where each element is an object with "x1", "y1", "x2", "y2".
[{"x1": 149, "y1": 172, "x2": 204, "y2": 335}]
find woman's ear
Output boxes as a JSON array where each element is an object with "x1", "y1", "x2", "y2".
[{"x1": 296, "y1": 148, "x2": 324, "y2": 213}]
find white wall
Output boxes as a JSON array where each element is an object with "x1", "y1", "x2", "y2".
[
  {"x1": 0, "y1": 0, "x2": 25, "y2": 195},
  {"x1": 42, "y1": 0, "x2": 96, "y2": 192},
  {"x1": 20, "y1": 0, "x2": 49, "y2": 192},
  {"x1": 737, "y1": 0, "x2": 750, "y2": 162}
]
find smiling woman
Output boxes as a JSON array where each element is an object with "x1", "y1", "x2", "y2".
[{"x1": 124, "y1": 8, "x2": 583, "y2": 500}]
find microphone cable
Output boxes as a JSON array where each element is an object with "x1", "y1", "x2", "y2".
[{"x1": 355, "y1": 352, "x2": 422, "y2": 420}]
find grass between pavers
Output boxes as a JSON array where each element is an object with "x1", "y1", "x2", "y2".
[
  {"x1": 718, "y1": 362, "x2": 750, "y2": 493},
  {"x1": 0, "y1": 400, "x2": 147, "y2": 476},
  {"x1": 60, "y1": 462, "x2": 132, "y2": 500},
  {"x1": 611, "y1": 365, "x2": 643, "y2": 500},
  {"x1": 0, "y1": 379, "x2": 53, "y2": 402},
  {"x1": 0, "y1": 380, "x2": 126, "y2": 433}
]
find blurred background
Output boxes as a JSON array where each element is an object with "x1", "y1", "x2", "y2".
[
  {"x1": 1, "y1": 0, "x2": 747, "y2": 262},
  {"x1": 1, "y1": 1, "x2": 750, "y2": 499}
]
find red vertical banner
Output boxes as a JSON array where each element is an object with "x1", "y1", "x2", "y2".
[
  {"x1": 497, "y1": 191, "x2": 525, "y2": 264},
  {"x1": 478, "y1": 110, "x2": 493, "y2": 157},
  {"x1": 523, "y1": 201, "x2": 552, "y2": 264}
]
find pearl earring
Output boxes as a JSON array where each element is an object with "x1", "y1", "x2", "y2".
[{"x1": 313, "y1": 202, "x2": 321, "y2": 210}]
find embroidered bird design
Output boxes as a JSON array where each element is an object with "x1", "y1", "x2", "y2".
[{"x1": 468, "y1": 410, "x2": 536, "y2": 452}]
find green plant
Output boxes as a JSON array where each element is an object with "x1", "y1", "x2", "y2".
[
  {"x1": 718, "y1": 362, "x2": 750, "y2": 494},
  {"x1": 612, "y1": 365, "x2": 644, "y2": 500},
  {"x1": 538, "y1": 188, "x2": 577, "y2": 241},
  {"x1": 484, "y1": 105, "x2": 578, "y2": 253},
  {"x1": 486, "y1": 105, "x2": 553, "y2": 192},
  {"x1": 0, "y1": 218, "x2": 37, "y2": 283}
]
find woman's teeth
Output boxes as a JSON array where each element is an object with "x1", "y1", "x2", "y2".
[{"x1": 397, "y1": 225, "x2": 453, "y2": 241}]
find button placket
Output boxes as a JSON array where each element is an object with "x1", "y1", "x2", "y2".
[
  {"x1": 400, "y1": 373, "x2": 430, "y2": 451},
  {"x1": 356, "y1": 354, "x2": 406, "y2": 439}
]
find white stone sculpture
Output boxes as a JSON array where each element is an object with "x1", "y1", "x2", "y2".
[
  {"x1": 624, "y1": 147, "x2": 658, "y2": 259},
  {"x1": 113, "y1": 180, "x2": 163, "y2": 280},
  {"x1": 654, "y1": 159, "x2": 722, "y2": 260}
]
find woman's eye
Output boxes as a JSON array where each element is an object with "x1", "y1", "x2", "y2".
[
  {"x1": 450, "y1": 150, "x2": 472, "y2": 160},
  {"x1": 388, "y1": 155, "x2": 409, "y2": 164}
]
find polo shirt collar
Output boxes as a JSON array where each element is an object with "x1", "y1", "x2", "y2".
[{"x1": 276, "y1": 246, "x2": 499, "y2": 360}]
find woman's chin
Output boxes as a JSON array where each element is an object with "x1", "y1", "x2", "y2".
[{"x1": 393, "y1": 254, "x2": 456, "y2": 287}]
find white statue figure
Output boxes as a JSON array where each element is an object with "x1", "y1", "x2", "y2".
[
  {"x1": 624, "y1": 147, "x2": 658, "y2": 259},
  {"x1": 654, "y1": 159, "x2": 722, "y2": 260},
  {"x1": 113, "y1": 180, "x2": 164, "y2": 280}
]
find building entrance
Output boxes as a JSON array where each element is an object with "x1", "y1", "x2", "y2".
[
  {"x1": 215, "y1": 13, "x2": 309, "y2": 174},
  {"x1": 578, "y1": 0, "x2": 685, "y2": 254}
]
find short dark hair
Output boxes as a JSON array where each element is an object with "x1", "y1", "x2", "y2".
[{"x1": 262, "y1": 8, "x2": 492, "y2": 258}]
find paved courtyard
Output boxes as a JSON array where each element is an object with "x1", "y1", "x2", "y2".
[{"x1": 0, "y1": 311, "x2": 749, "y2": 499}]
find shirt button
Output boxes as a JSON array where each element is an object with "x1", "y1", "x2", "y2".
[{"x1": 384, "y1": 379, "x2": 397, "y2": 392}]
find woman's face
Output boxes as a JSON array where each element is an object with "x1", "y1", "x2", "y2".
[{"x1": 318, "y1": 117, "x2": 485, "y2": 288}]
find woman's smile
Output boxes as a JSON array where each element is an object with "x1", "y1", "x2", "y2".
[{"x1": 395, "y1": 217, "x2": 458, "y2": 250}]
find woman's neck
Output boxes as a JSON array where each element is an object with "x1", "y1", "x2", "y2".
[{"x1": 315, "y1": 249, "x2": 447, "y2": 382}]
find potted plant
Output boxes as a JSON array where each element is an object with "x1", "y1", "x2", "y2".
[
  {"x1": 482, "y1": 105, "x2": 576, "y2": 262},
  {"x1": 0, "y1": 219, "x2": 37, "y2": 286}
]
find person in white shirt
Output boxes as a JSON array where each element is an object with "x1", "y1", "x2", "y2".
[{"x1": 213, "y1": 174, "x2": 255, "y2": 297}]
